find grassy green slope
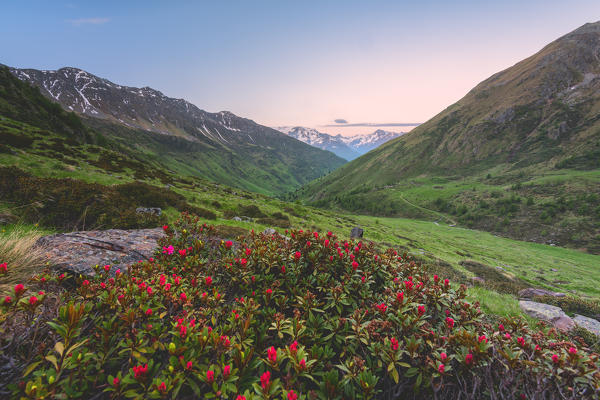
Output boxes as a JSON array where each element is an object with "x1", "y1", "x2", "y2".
[
  {"x1": 296, "y1": 22, "x2": 600, "y2": 252},
  {"x1": 1, "y1": 66, "x2": 345, "y2": 196}
]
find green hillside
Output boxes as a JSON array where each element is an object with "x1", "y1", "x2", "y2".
[
  {"x1": 1, "y1": 66, "x2": 345, "y2": 196},
  {"x1": 296, "y1": 22, "x2": 600, "y2": 253}
]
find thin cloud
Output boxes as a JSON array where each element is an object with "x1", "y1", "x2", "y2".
[
  {"x1": 323, "y1": 122, "x2": 421, "y2": 128},
  {"x1": 68, "y1": 17, "x2": 110, "y2": 26},
  {"x1": 334, "y1": 119, "x2": 348, "y2": 124}
]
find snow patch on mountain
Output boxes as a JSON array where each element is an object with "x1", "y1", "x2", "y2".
[{"x1": 275, "y1": 126, "x2": 404, "y2": 160}]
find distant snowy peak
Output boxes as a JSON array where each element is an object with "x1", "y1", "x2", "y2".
[
  {"x1": 275, "y1": 126, "x2": 404, "y2": 160},
  {"x1": 342, "y1": 129, "x2": 403, "y2": 152}
]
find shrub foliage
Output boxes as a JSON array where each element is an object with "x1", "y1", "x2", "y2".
[{"x1": 1, "y1": 214, "x2": 599, "y2": 399}]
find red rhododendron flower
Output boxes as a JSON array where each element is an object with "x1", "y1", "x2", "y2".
[
  {"x1": 505, "y1": 333, "x2": 511, "y2": 340},
  {"x1": 132, "y1": 364, "x2": 148, "y2": 379},
  {"x1": 433, "y1": 274, "x2": 439, "y2": 283},
  {"x1": 444, "y1": 279, "x2": 450, "y2": 287},
  {"x1": 3, "y1": 296, "x2": 12, "y2": 305},
  {"x1": 535, "y1": 344, "x2": 541, "y2": 351},
  {"x1": 324, "y1": 239, "x2": 330, "y2": 247},
  {"x1": 281, "y1": 265, "x2": 286, "y2": 273},
  {"x1": 186, "y1": 361, "x2": 193, "y2": 370},
  {"x1": 260, "y1": 371, "x2": 271, "y2": 390},
  {"x1": 103, "y1": 264, "x2": 110, "y2": 272},
  {"x1": 294, "y1": 251, "x2": 301, "y2": 260},
  {"x1": 162, "y1": 225, "x2": 169, "y2": 231},
  {"x1": 113, "y1": 377, "x2": 120, "y2": 387},
  {"x1": 145, "y1": 308, "x2": 152, "y2": 316},
  {"x1": 178, "y1": 249, "x2": 187, "y2": 257},
  {"x1": 28, "y1": 296, "x2": 38, "y2": 306},
  {"x1": 206, "y1": 370, "x2": 214, "y2": 383},
  {"x1": 418, "y1": 305, "x2": 425, "y2": 316},
  {"x1": 465, "y1": 353, "x2": 473, "y2": 365},
  {"x1": 445, "y1": 317, "x2": 454, "y2": 329},
  {"x1": 517, "y1": 337, "x2": 525, "y2": 346},
  {"x1": 440, "y1": 352, "x2": 447, "y2": 361},
  {"x1": 352, "y1": 261, "x2": 359, "y2": 270},
  {"x1": 224, "y1": 365, "x2": 231, "y2": 378},
  {"x1": 14, "y1": 284, "x2": 25, "y2": 296},
  {"x1": 158, "y1": 381, "x2": 166, "y2": 392},
  {"x1": 0, "y1": 263, "x2": 7, "y2": 274},
  {"x1": 180, "y1": 292, "x2": 187, "y2": 302},
  {"x1": 390, "y1": 337, "x2": 399, "y2": 351},
  {"x1": 266, "y1": 288, "x2": 272, "y2": 295},
  {"x1": 438, "y1": 364, "x2": 445, "y2": 373},
  {"x1": 246, "y1": 248, "x2": 252, "y2": 256},
  {"x1": 552, "y1": 354, "x2": 559, "y2": 363},
  {"x1": 498, "y1": 324, "x2": 504, "y2": 331},
  {"x1": 288, "y1": 390, "x2": 298, "y2": 400},
  {"x1": 569, "y1": 347, "x2": 577, "y2": 355},
  {"x1": 479, "y1": 335, "x2": 487, "y2": 343},
  {"x1": 267, "y1": 346, "x2": 277, "y2": 363},
  {"x1": 225, "y1": 240, "x2": 233, "y2": 249},
  {"x1": 376, "y1": 303, "x2": 387, "y2": 313},
  {"x1": 241, "y1": 258, "x2": 248, "y2": 267},
  {"x1": 205, "y1": 276, "x2": 212, "y2": 286},
  {"x1": 236, "y1": 396, "x2": 246, "y2": 400},
  {"x1": 299, "y1": 358, "x2": 306, "y2": 369},
  {"x1": 397, "y1": 292, "x2": 404, "y2": 302},
  {"x1": 290, "y1": 340, "x2": 298, "y2": 353},
  {"x1": 221, "y1": 335, "x2": 231, "y2": 347}
]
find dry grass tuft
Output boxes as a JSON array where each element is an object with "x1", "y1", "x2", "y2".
[{"x1": 0, "y1": 224, "x2": 48, "y2": 294}]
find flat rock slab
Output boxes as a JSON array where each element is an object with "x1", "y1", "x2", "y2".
[
  {"x1": 519, "y1": 300, "x2": 574, "y2": 332},
  {"x1": 518, "y1": 288, "x2": 566, "y2": 299},
  {"x1": 574, "y1": 314, "x2": 600, "y2": 337},
  {"x1": 36, "y1": 228, "x2": 164, "y2": 276}
]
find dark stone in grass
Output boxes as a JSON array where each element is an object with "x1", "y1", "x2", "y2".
[
  {"x1": 350, "y1": 227, "x2": 364, "y2": 239},
  {"x1": 136, "y1": 207, "x2": 162, "y2": 216}
]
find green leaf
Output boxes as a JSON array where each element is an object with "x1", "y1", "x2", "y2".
[
  {"x1": 22, "y1": 361, "x2": 42, "y2": 377},
  {"x1": 45, "y1": 354, "x2": 59, "y2": 370},
  {"x1": 54, "y1": 341, "x2": 65, "y2": 356}
]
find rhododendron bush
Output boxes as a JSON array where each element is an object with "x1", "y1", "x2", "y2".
[{"x1": 1, "y1": 213, "x2": 599, "y2": 399}]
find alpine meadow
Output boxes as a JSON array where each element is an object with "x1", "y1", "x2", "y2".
[{"x1": 1, "y1": 3, "x2": 600, "y2": 400}]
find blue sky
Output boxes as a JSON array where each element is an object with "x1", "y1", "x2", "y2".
[{"x1": 2, "y1": 1, "x2": 599, "y2": 135}]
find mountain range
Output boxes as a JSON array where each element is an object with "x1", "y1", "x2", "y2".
[
  {"x1": 4, "y1": 65, "x2": 345, "y2": 195},
  {"x1": 275, "y1": 126, "x2": 403, "y2": 160}
]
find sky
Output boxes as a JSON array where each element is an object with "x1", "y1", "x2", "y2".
[{"x1": 2, "y1": 1, "x2": 600, "y2": 136}]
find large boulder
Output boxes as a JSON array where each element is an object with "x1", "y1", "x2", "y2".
[
  {"x1": 518, "y1": 288, "x2": 566, "y2": 299},
  {"x1": 573, "y1": 314, "x2": 600, "y2": 337},
  {"x1": 36, "y1": 228, "x2": 164, "y2": 276},
  {"x1": 519, "y1": 300, "x2": 574, "y2": 332}
]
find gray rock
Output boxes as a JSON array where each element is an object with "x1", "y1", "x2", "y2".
[
  {"x1": 263, "y1": 228, "x2": 276, "y2": 235},
  {"x1": 518, "y1": 288, "x2": 566, "y2": 299},
  {"x1": 136, "y1": 207, "x2": 162, "y2": 216},
  {"x1": 232, "y1": 217, "x2": 242, "y2": 222},
  {"x1": 350, "y1": 227, "x2": 364, "y2": 239},
  {"x1": 519, "y1": 300, "x2": 574, "y2": 332},
  {"x1": 573, "y1": 314, "x2": 600, "y2": 337}
]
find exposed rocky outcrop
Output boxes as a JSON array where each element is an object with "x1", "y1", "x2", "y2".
[
  {"x1": 573, "y1": 314, "x2": 600, "y2": 337},
  {"x1": 519, "y1": 300, "x2": 575, "y2": 332},
  {"x1": 36, "y1": 228, "x2": 164, "y2": 276},
  {"x1": 518, "y1": 288, "x2": 566, "y2": 299}
]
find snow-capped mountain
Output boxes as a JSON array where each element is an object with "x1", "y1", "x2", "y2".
[
  {"x1": 276, "y1": 126, "x2": 360, "y2": 161},
  {"x1": 341, "y1": 129, "x2": 404, "y2": 154},
  {"x1": 275, "y1": 126, "x2": 403, "y2": 160}
]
